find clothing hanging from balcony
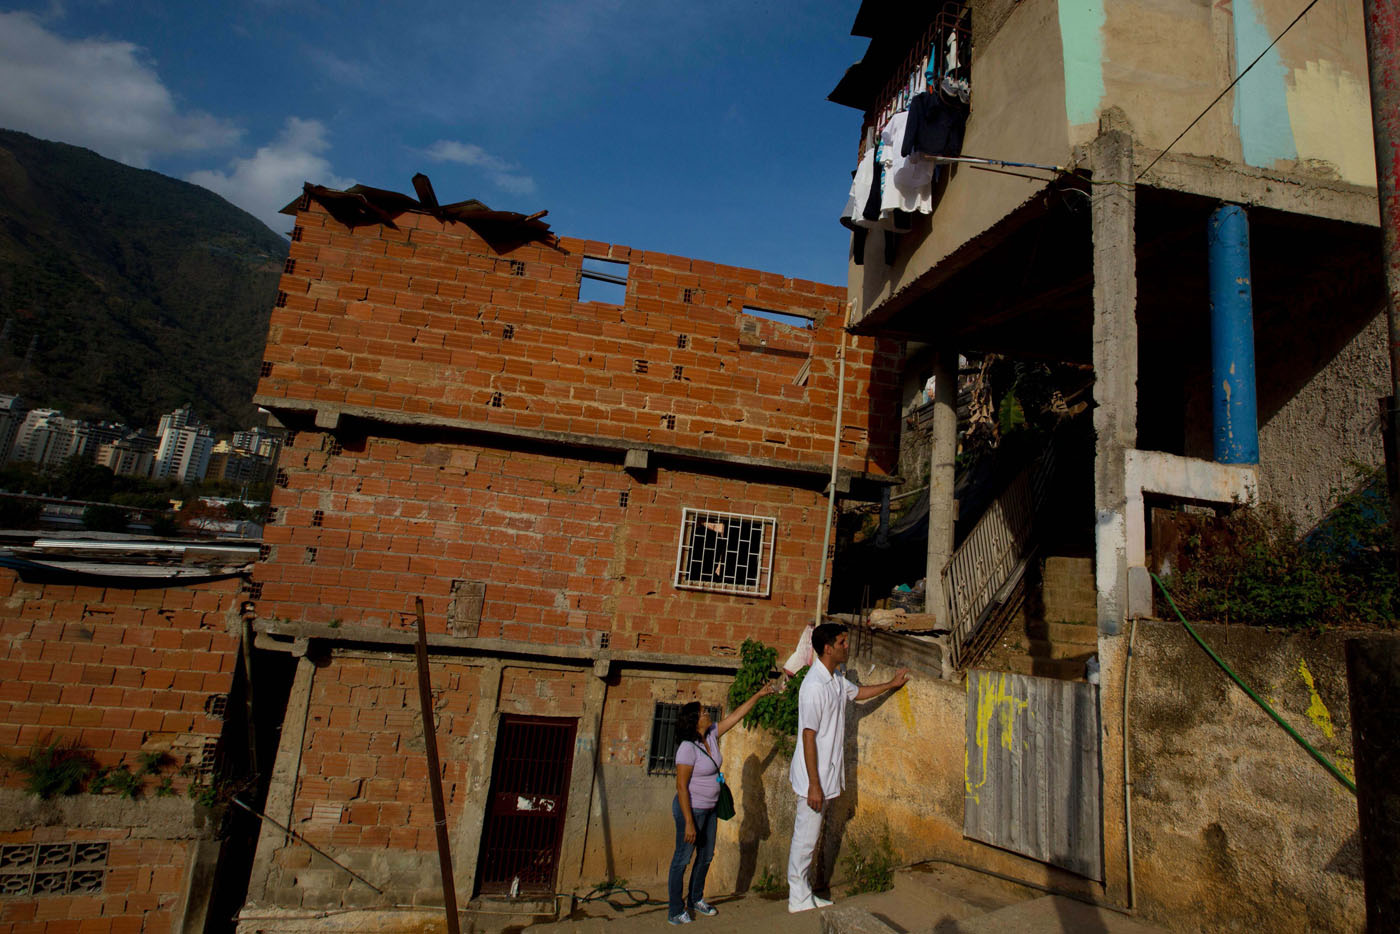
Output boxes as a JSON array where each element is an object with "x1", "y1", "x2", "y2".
[{"x1": 902, "y1": 89, "x2": 969, "y2": 162}]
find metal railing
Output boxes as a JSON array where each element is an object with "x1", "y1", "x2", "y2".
[{"x1": 941, "y1": 442, "x2": 1056, "y2": 668}]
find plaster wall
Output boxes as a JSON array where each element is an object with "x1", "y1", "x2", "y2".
[
  {"x1": 1083, "y1": 0, "x2": 1374, "y2": 186},
  {"x1": 1255, "y1": 312, "x2": 1389, "y2": 529},
  {"x1": 708, "y1": 663, "x2": 1099, "y2": 902},
  {"x1": 1098, "y1": 622, "x2": 1366, "y2": 933}
]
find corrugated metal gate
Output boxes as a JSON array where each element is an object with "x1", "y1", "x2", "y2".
[
  {"x1": 963, "y1": 670, "x2": 1103, "y2": 881},
  {"x1": 476, "y1": 715, "x2": 576, "y2": 895}
]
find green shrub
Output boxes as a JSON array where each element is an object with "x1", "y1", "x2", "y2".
[
  {"x1": 1165, "y1": 470, "x2": 1398, "y2": 629},
  {"x1": 91, "y1": 764, "x2": 141, "y2": 799},
  {"x1": 10, "y1": 742, "x2": 98, "y2": 798},
  {"x1": 842, "y1": 830, "x2": 899, "y2": 896},
  {"x1": 727, "y1": 639, "x2": 807, "y2": 754}
]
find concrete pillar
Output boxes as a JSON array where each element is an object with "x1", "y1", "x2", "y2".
[
  {"x1": 925, "y1": 347, "x2": 958, "y2": 624},
  {"x1": 558, "y1": 663, "x2": 609, "y2": 889},
  {"x1": 244, "y1": 652, "x2": 316, "y2": 906},
  {"x1": 1090, "y1": 122, "x2": 1138, "y2": 637},
  {"x1": 1345, "y1": 637, "x2": 1400, "y2": 930},
  {"x1": 1208, "y1": 204, "x2": 1259, "y2": 463},
  {"x1": 453, "y1": 659, "x2": 502, "y2": 897}
]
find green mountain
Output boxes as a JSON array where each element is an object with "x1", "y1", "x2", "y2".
[{"x1": 0, "y1": 128, "x2": 287, "y2": 431}]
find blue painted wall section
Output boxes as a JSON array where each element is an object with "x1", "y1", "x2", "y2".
[
  {"x1": 1209, "y1": 204, "x2": 1260, "y2": 464},
  {"x1": 1232, "y1": 0, "x2": 1298, "y2": 167},
  {"x1": 1058, "y1": 0, "x2": 1107, "y2": 125}
]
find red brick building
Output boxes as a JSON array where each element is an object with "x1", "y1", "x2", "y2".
[{"x1": 239, "y1": 183, "x2": 899, "y2": 925}]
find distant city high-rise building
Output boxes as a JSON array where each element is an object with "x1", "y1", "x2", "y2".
[
  {"x1": 10, "y1": 409, "x2": 78, "y2": 468},
  {"x1": 0, "y1": 395, "x2": 30, "y2": 463},
  {"x1": 154, "y1": 407, "x2": 214, "y2": 484},
  {"x1": 95, "y1": 432, "x2": 158, "y2": 479}
]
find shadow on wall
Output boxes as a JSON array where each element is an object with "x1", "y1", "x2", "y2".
[{"x1": 735, "y1": 745, "x2": 783, "y2": 892}]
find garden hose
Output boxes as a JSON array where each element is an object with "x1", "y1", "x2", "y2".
[{"x1": 1149, "y1": 572, "x2": 1356, "y2": 796}]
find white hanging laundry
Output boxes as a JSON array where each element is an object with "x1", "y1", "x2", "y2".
[{"x1": 879, "y1": 110, "x2": 934, "y2": 217}]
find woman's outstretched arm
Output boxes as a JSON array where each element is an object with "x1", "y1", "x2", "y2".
[{"x1": 715, "y1": 680, "x2": 778, "y2": 738}]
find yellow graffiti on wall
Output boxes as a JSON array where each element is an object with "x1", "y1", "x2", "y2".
[
  {"x1": 896, "y1": 685, "x2": 915, "y2": 729},
  {"x1": 964, "y1": 672, "x2": 1028, "y2": 805},
  {"x1": 1297, "y1": 658, "x2": 1335, "y2": 739}
]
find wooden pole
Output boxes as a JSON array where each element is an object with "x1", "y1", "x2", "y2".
[{"x1": 414, "y1": 596, "x2": 461, "y2": 934}]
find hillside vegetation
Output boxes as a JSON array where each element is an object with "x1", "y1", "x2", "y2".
[{"x1": 0, "y1": 128, "x2": 287, "y2": 430}]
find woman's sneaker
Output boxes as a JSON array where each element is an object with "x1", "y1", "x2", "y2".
[
  {"x1": 692, "y1": 899, "x2": 718, "y2": 916},
  {"x1": 668, "y1": 910, "x2": 693, "y2": 925}
]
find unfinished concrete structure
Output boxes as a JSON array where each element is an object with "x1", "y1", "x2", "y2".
[
  {"x1": 828, "y1": 0, "x2": 1382, "y2": 929},
  {"x1": 236, "y1": 183, "x2": 899, "y2": 927}
]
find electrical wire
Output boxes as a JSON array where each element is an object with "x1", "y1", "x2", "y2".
[
  {"x1": 1136, "y1": 0, "x2": 1324, "y2": 181},
  {"x1": 1148, "y1": 572, "x2": 1357, "y2": 796}
]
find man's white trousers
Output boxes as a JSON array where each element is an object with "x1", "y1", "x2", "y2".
[{"x1": 787, "y1": 795, "x2": 828, "y2": 910}]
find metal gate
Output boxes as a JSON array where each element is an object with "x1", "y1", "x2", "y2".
[
  {"x1": 476, "y1": 715, "x2": 576, "y2": 895},
  {"x1": 963, "y1": 670, "x2": 1103, "y2": 880}
]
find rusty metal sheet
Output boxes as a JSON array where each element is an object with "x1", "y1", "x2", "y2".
[{"x1": 964, "y1": 669, "x2": 1103, "y2": 881}]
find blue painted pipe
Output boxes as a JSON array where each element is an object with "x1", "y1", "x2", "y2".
[{"x1": 1208, "y1": 204, "x2": 1259, "y2": 464}]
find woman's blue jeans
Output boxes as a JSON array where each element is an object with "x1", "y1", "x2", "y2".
[{"x1": 668, "y1": 795, "x2": 717, "y2": 917}]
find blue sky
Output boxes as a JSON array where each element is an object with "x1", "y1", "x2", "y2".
[{"x1": 0, "y1": 1, "x2": 870, "y2": 284}]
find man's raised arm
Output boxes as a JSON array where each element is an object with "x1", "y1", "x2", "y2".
[{"x1": 854, "y1": 668, "x2": 910, "y2": 701}]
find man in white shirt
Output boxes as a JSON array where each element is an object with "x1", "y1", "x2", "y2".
[{"x1": 787, "y1": 622, "x2": 909, "y2": 913}]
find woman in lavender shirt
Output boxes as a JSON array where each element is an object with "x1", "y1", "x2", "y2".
[{"x1": 667, "y1": 682, "x2": 777, "y2": 925}]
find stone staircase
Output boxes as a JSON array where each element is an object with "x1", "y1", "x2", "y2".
[{"x1": 976, "y1": 556, "x2": 1098, "y2": 680}]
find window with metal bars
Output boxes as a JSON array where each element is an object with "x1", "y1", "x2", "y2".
[
  {"x1": 647, "y1": 702, "x2": 722, "y2": 775},
  {"x1": 673, "y1": 508, "x2": 776, "y2": 597}
]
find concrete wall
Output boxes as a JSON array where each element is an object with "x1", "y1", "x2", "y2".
[
  {"x1": 692, "y1": 623, "x2": 1366, "y2": 932},
  {"x1": 1255, "y1": 312, "x2": 1389, "y2": 529},
  {"x1": 1098, "y1": 621, "x2": 1365, "y2": 933}
]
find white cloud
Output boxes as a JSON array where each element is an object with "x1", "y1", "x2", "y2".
[
  {"x1": 424, "y1": 140, "x2": 536, "y2": 196},
  {"x1": 188, "y1": 118, "x2": 353, "y2": 234},
  {"x1": 0, "y1": 11, "x2": 241, "y2": 167}
]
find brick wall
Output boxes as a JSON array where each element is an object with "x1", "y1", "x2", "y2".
[
  {"x1": 256, "y1": 430, "x2": 832, "y2": 653},
  {"x1": 0, "y1": 573, "x2": 244, "y2": 933},
  {"x1": 259, "y1": 203, "x2": 900, "y2": 476},
  {"x1": 0, "y1": 573, "x2": 241, "y2": 790},
  {"x1": 0, "y1": 831, "x2": 192, "y2": 934},
  {"x1": 260, "y1": 655, "x2": 739, "y2": 907}
]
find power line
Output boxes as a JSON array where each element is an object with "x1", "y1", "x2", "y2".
[{"x1": 1136, "y1": 0, "x2": 1324, "y2": 182}]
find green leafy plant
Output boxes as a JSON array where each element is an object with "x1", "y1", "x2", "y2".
[
  {"x1": 727, "y1": 639, "x2": 807, "y2": 755},
  {"x1": 1165, "y1": 470, "x2": 1398, "y2": 629},
  {"x1": 10, "y1": 741, "x2": 98, "y2": 799},
  {"x1": 136, "y1": 751, "x2": 170, "y2": 776},
  {"x1": 841, "y1": 830, "x2": 899, "y2": 896},
  {"x1": 91, "y1": 764, "x2": 141, "y2": 799},
  {"x1": 751, "y1": 866, "x2": 785, "y2": 895},
  {"x1": 154, "y1": 776, "x2": 176, "y2": 798}
]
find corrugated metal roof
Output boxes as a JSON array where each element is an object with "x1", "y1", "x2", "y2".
[{"x1": 279, "y1": 175, "x2": 557, "y2": 253}]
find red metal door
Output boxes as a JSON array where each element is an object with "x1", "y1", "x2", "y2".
[{"x1": 476, "y1": 715, "x2": 576, "y2": 895}]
